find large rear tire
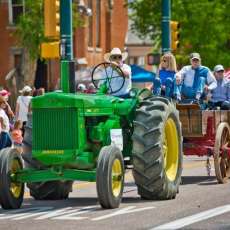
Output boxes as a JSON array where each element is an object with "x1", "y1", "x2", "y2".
[
  {"x1": 22, "y1": 114, "x2": 73, "y2": 200},
  {"x1": 132, "y1": 96, "x2": 183, "y2": 200},
  {"x1": 96, "y1": 145, "x2": 125, "y2": 209},
  {"x1": 0, "y1": 148, "x2": 24, "y2": 209}
]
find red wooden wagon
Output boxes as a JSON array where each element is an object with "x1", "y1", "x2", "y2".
[{"x1": 177, "y1": 103, "x2": 230, "y2": 183}]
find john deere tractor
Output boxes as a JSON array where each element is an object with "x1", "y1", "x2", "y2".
[{"x1": 0, "y1": 61, "x2": 182, "y2": 210}]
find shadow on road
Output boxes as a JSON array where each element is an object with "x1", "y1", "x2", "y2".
[
  {"x1": 20, "y1": 195, "x2": 154, "y2": 211},
  {"x1": 23, "y1": 197, "x2": 99, "y2": 209},
  {"x1": 181, "y1": 176, "x2": 217, "y2": 185},
  {"x1": 124, "y1": 181, "x2": 136, "y2": 187}
]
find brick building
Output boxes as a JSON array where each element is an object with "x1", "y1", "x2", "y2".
[{"x1": 0, "y1": 0, "x2": 128, "y2": 90}]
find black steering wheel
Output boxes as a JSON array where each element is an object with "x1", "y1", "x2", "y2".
[{"x1": 91, "y1": 62, "x2": 125, "y2": 94}]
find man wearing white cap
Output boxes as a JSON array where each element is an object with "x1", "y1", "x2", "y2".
[
  {"x1": 102, "y1": 47, "x2": 132, "y2": 97},
  {"x1": 175, "y1": 53, "x2": 217, "y2": 101},
  {"x1": 209, "y1": 65, "x2": 230, "y2": 110}
]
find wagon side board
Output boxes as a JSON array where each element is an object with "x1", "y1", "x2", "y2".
[{"x1": 177, "y1": 107, "x2": 230, "y2": 138}]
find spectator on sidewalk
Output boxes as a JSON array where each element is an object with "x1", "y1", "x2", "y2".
[
  {"x1": 15, "y1": 85, "x2": 32, "y2": 135},
  {"x1": 208, "y1": 65, "x2": 230, "y2": 110},
  {"x1": 175, "y1": 53, "x2": 217, "y2": 101},
  {"x1": 0, "y1": 96, "x2": 12, "y2": 150},
  {"x1": 0, "y1": 89, "x2": 14, "y2": 120},
  {"x1": 11, "y1": 120, "x2": 23, "y2": 152},
  {"x1": 153, "y1": 52, "x2": 177, "y2": 97},
  {"x1": 28, "y1": 87, "x2": 45, "y2": 114},
  {"x1": 77, "y1": 83, "x2": 86, "y2": 93}
]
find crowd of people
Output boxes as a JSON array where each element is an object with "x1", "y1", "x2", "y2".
[
  {"x1": 154, "y1": 52, "x2": 230, "y2": 109},
  {"x1": 0, "y1": 86, "x2": 45, "y2": 151},
  {"x1": 92, "y1": 47, "x2": 229, "y2": 109}
]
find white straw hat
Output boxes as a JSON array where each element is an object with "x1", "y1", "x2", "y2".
[{"x1": 104, "y1": 47, "x2": 128, "y2": 62}]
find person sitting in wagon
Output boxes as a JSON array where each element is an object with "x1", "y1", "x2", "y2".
[
  {"x1": 208, "y1": 65, "x2": 230, "y2": 110},
  {"x1": 153, "y1": 52, "x2": 178, "y2": 98},
  {"x1": 175, "y1": 53, "x2": 217, "y2": 101}
]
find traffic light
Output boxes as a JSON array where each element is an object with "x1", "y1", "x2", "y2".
[
  {"x1": 44, "y1": 0, "x2": 60, "y2": 38},
  {"x1": 41, "y1": 41, "x2": 60, "y2": 59},
  {"x1": 170, "y1": 21, "x2": 180, "y2": 52}
]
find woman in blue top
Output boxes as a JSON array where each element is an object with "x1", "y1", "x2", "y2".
[{"x1": 153, "y1": 52, "x2": 177, "y2": 97}]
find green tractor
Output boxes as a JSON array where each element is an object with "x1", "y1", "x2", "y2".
[{"x1": 0, "y1": 62, "x2": 183, "y2": 210}]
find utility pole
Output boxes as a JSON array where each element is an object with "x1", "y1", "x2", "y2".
[
  {"x1": 162, "y1": 0, "x2": 171, "y2": 53},
  {"x1": 60, "y1": 0, "x2": 75, "y2": 93}
]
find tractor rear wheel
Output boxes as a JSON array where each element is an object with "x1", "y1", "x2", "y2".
[
  {"x1": 132, "y1": 96, "x2": 183, "y2": 200},
  {"x1": 96, "y1": 145, "x2": 125, "y2": 209},
  {"x1": 22, "y1": 114, "x2": 73, "y2": 200},
  {"x1": 0, "y1": 148, "x2": 24, "y2": 209}
]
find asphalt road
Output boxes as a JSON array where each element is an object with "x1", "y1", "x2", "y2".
[{"x1": 1, "y1": 156, "x2": 230, "y2": 230}]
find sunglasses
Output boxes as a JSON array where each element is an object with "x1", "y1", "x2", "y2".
[
  {"x1": 216, "y1": 70, "x2": 224, "y2": 73},
  {"x1": 111, "y1": 55, "x2": 122, "y2": 60},
  {"x1": 191, "y1": 58, "x2": 200, "y2": 62}
]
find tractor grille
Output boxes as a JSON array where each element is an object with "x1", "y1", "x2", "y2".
[{"x1": 33, "y1": 107, "x2": 78, "y2": 150}]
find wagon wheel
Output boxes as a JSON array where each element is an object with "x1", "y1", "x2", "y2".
[{"x1": 214, "y1": 122, "x2": 230, "y2": 183}]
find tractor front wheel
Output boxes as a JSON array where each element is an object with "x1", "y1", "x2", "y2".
[
  {"x1": 96, "y1": 145, "x2": 125, "y2": 209},
  {"x1": 0, "y1": 148, "x2": 24, "y2": 209},
  {"x1": 132, "y1": 96, "x2": 183, "y2": 200}
]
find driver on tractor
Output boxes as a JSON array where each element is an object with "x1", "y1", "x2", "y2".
[{"x1": 100, "y1": 48, "x2": 132, "y2": 98}]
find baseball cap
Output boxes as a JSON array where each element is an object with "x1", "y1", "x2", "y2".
[
  {"x1": 0, "y1": 89, "x2": 10, "y2": 97},
  {"x1": 190, "y1": 53, "x2": 201, "y2": 60},
  {"x1": 214, "y1": 64, "x2": 224, "y2": 72},
  {"x1": 19, "y1": 85, "x2": 32, "y2": 93}
]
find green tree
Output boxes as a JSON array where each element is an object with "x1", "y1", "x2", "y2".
[
  {"x1": 129, "y1": 0, "x2": 230, "y2": 69},
  {"x1": 14, "y1": 0, "x2": 84, "y2": 90},
  {"x1": 14, "y1": 0, "x2": 44, "y2": 88}
]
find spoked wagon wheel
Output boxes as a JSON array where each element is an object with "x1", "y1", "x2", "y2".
[
  {"x1": 0, "y1": 148, "x2": 24, "y2": 209},
  {"x1": 214, "y1": 122, "x2": 230, "y2": 183},
  {"x1": 96, "y1": 145, "x2": 125, "y2": 209}
]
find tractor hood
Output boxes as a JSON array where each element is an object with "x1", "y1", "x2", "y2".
[{"x1": 32, "y1": 92, "x2": 135, "y2": 116}]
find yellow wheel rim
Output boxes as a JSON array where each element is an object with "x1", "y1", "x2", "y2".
[
  {"x1": 111, "y1": 159, "x2": 122, "y2": 197},
  {"x1": 163, "y1": 118, "x2": 179, "y2": 181},
  {"x1": 10, "y1": 159, "x2": 22, "y2": 198}
]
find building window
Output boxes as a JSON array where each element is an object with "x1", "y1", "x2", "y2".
[
  {"x1": 96, "y1": 0, "x2": 101, "y2": 47},
  {"x1": 88, "y1": 0, "x2": 93, "y2": 47},
  {"x1": 8, "y1": 0, "x2": 25, "y2": 25},
  {"x1": 138, "y1": 56, "x2": 145, "y2": 67}
]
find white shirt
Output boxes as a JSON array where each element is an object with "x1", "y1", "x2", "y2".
[
  {"x1": 0, "y1": 108, "x2": 10, "y2": 132},
  {"x1": 16, "y1": 95, "x2": 32, "y2": 122},
  {"x1": 178, "y1": 65, "x2": 217, "y2": 90},
  {"x1": 101, "y1": 64, "x2": 132, "y2": 96}
]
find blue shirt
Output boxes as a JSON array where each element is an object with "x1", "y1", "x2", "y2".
[
  {"x1": 211, "y1": 78, "x2": 230, "y2": 103},
  {"x1": 159, "y1": 69, "x2": 175, "y2": 85}
]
